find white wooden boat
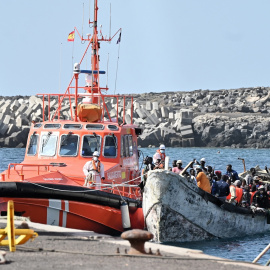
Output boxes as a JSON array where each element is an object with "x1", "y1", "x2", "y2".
[{"x1": 143, "y1": 169, "x2": 270, "y2": 243}]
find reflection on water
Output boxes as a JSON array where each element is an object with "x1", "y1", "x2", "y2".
[{"x1": 164, "y1": 232, "x2": 270, "y2": 265}]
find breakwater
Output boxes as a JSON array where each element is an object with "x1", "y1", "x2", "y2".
[{"x1": 1, "y1": 86, "x2": 270, "y2": 148}]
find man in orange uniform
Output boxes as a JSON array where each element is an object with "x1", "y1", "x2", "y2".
[
  {"x1": 83, "y1": 151, "x2": 105, "y2": 189},
  {"x1": 195, "y1": 168, "x2": 211, "y2": 193}
]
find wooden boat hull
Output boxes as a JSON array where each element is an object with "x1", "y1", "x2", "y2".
[
  {"x1": 143, "y1": 170, "x2": 270, "y2": 243},
  {"x1": 0, "y1": 182, "x2": 144, "y2": 235}
]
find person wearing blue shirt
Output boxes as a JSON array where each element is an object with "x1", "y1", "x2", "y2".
[
  {"x1": 216, "y1": 175, "x2": 230, "y2": 201},
  {"x1": 225, "y1": 164, "x2": 239, "y2": 182}
]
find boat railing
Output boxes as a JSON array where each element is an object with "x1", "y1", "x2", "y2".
[
  {"x1": 101, "y1": 178, "x2": 141, "y2": 200},
  {"x1": 37, "y1": 92, "x2": 134, "y2": 125},
  {"x1": 5, "y1": 163, "x2": 54, "y2": 180}
]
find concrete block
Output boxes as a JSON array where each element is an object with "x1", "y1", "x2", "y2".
[
  {"x1": 29, "y1": 95, "x2": 40, "y2": 108},
  {"x1": 61, "y1": 104, "x2": 70, "y2": 112},
  {"x1": 133, "y1": 101, "x2": 140, "y2": 110},
  {"x1": 151, "y1": 109, "x2": 161, "y2": 119},
  {"x1": 3, "y1": 115, "x2": 11, "y2": 125},
  {"x1": 180, "y1": 125, "x2": 193, "y2": 132},
  {"x1": 145, "y1": 101, "x2": 152, "y2": 111},
  {"x1": 10, "y1": 100, "x2": 20, "y2": 112},
  {"x1": 6, "y1": 124, "x2": 18, "y2": 136},
  {"x1": 0, "y1": 123, "x2": 9, "y2": 136},
  {"x1": 169, "y1": 112, "x2": 174, "y2": 120},
  {"x1": 150, "y1": 113, "x2": 160, "y2": 125},
  {"x1": 145, "y1": 117, "x2": 154, "y2": 125},
  {"x1": 161, "y1": 107, "x2": 169, "y2": 118},
  {"x1": 152, "y1": 102, "x2": 159, "y2": 111},
  {"x1": 16, "y1": 116, "x2": 23, "y2": 128},
  {"x1": 0, "y1": 100, "x2": 11, "y2": 113},
  {"x1": 110, "y1": 108, "x2": 117, "y2": 118},
  {"x1": 125, "y1": 114, "x2": 131, "y2": 124},
  {"x1": 17, "y1": 103, "x2": 28, "y2": 114},
  {"x1": 23, "y1": 107, "x2": 33, "y2": 119},
  {"x1": 181, "y1": 128, "x2": 194, "y2": 138},
  {"x1": 32, "y1": 102, "x2": 42, "y2": 112},
  {"x1": 0, "y1": 99, "x2": 5, "y2": 108},
  {"x1": 136, "y1": 108, "x2": 146, "y2": 119}
]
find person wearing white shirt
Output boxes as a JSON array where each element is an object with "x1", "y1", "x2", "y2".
[{"x1": 83, "y1": 151, "x2": 105, "y2": 189}]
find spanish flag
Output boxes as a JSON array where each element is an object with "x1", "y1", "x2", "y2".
[{"x1": 67, "y1": 31, "x2": 75, "y2": 42}]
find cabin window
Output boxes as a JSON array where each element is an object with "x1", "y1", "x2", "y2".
[
  {"x1": 40, "y1": 133, "x2": 58, "y2": 156},
  {"x1": 103, "y1": 135, "x2": 117, "y2": 157},
  {"x1": 121, "y1": 136, "x2": 125, "y2": 157},
  {"x1": 34, "y1": 123, "x2": 42, "y2": 128},
  {"x1": 81, "y1": 135, "x2": 101, "y2": 157},
  {"x1": 44, "y1": 124, "x2": 61, "y2": 129},
  {"x1": 27, "y1": 133, "x2": 39, "y2": 156},
  {"x1": 125, "y1": 136, "x2": 129, "y2": 157},
  {"x1": 128, "y1": 135, "x2": 133, "y2": 156},
  {"x1": 63, "y1": 124, "x2": 82, "y2": 130},
  {"x1": 59, "y1": 134, "x2": 79, "y2": 157},
  {"x1": 107, "y1": 125, "x2": 119, "y2": 131},
  {"x1": 85, "y1": 124, "x2": 104, "y2": 130},
  {"x1": 121, "y1": 135, "x2": 133, "y2": 157}
]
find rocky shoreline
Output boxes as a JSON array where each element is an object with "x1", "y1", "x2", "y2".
[{"x1": 1, "y1": 86, "x2": 270, "y2": 148}]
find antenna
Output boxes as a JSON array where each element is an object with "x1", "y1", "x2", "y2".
[
  {"x1": 106, "y1": 53, "x2": 109, "y2": 88},
  {"x1": 82, "y1": 3, "x2": 84, "y2": 38},
  {"x1": 109, "y1": 3, "x2": 111, "y2": 43},
  {"x1": 89, "y1": 0, "x2": 91, "y2": 24}
]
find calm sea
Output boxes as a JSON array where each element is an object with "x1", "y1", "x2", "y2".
[{"x1": 1, "y1": 147, "x2": 270, "y2": 265}]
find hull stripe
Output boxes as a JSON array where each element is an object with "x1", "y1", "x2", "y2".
[{"x1": 62, "y1": 200, "x2": 69, "y2": 227}]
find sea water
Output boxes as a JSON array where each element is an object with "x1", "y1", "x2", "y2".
[{"x1": 1, "y1": 147, "x2": 270, "y2": 265}]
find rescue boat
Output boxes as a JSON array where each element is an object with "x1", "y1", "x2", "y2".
[{"x1": 0, "y1": 1, "x2": 144, "y2": 235}]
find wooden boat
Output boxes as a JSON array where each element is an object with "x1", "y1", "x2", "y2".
[
  {"x1": 0, "y1": 0, "x2": 144, "y2": 235},
  {"x1": 143, "y1": 169, "x2": 270, "y2": 243}
]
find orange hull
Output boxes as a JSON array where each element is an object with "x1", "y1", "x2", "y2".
[{"x1": 0, "y1": 197, "x2": 144, "y2": 235}]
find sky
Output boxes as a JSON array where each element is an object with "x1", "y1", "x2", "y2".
[{"x1": 1, "y1": 0, "x2": 270, "y2": 96}]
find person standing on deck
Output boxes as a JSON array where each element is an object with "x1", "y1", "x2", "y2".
[
  {"x1": 83, "y1": 151, "x2": 105, "y2": 189},
  {"x1": 196, "y1": 158, "x2": 207, "y2": 172},
  {"x1": 225, "y1": 164, "x2": 239, "y2": 182},
  {"x1": 153, "y1": 144, "x2": 166, "y2": 163},
  {"x1": 195, "y1": 168, "x2": 211, "y2": 193}
]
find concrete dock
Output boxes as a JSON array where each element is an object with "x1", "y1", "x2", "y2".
[{"x1": 0, "y1": 218, "x2": 268, "y2": 270}]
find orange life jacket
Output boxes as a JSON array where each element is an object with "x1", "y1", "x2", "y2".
[
  {"x1": 92, "y1": 159, "x2": 100, "y2": 173},
  {"x1": 226, "y1": 185, "x2": 236, "y2": 200},
  {"x1": 250, "y1": 191, "x2": 256, "y2": 203},
  {"x1": 235, "y1": 187, "x2": 243, "y2": 203},
  {"x1": 157, "y1": 149, "x2": 166, "y2": 161}
]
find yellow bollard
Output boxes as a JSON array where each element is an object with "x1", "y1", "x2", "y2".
[{"x1": 0, "y1": 200, "x2": 38, "y2": 252}]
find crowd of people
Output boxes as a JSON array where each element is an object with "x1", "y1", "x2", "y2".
[{"x1": 141, "y1": 145, "x2": 270, "y2": 211}]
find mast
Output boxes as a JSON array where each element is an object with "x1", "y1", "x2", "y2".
[{"x1": 90, "y1": 0, "x2": 100, "y2": 95}]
